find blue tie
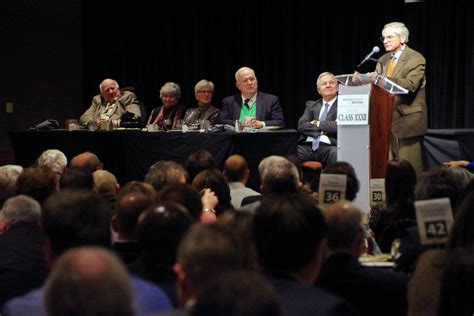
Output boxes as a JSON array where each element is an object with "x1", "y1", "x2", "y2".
[{"x1": 312, "y1": 103, "x2": 330, "y2": 151}]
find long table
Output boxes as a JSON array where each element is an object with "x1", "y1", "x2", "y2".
[{"x1": 9, "y1": 129, "x2": 298, "y2": 191}]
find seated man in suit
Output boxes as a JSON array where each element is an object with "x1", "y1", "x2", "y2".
[
  {"x1": 80, "y1": 78, "x2": 142, "y2": 128},
  {"x1": 220, "y1": 66, "x2": 285, "y2": 129},
  {"x1": 297, "y1": 72, "x2": 338, "y2": 166},
  {"x1": 318, "y1": 200, "x2": 409, "y2": 316}
]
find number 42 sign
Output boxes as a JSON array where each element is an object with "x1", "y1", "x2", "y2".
[{"x1": 415, "y1": 198, "x2": 454, "y2": 246}]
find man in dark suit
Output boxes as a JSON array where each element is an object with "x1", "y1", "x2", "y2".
[
  {"x1": 317, "y1": 200, "x2": 409, "y2": 316},
  {"x1": 297, "y1": 72, "x2": 338, "y2": 166},
  {"x1": 253, "y1": 194, "x2": 355, "y2": 316},
  {"x1": 220, "y1": 66, "x2": 285, "y2": 128}
]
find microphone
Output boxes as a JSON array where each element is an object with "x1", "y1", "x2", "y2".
[{"x1": 357, "y1": 46, "x2": 380, "y2": 68}]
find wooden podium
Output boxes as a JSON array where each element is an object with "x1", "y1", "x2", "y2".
[{"x1": 336, "y1": 74, "x2": 408, "y2": 212}]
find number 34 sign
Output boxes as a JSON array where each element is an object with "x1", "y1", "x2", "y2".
[{"x1": 415, "y1": 198, "x2": 454, "y2": 246}]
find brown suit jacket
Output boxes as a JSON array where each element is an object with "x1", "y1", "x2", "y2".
[{"x1": 377, "y1": 46, "x2": 427, "y2": 138}]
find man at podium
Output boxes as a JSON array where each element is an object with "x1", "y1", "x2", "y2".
[
  {"x1": 297, "y1": 72, "x2": 338, "y2": 166},
  {"x1": 372, "y1": 22, "x2": 427, "y2": 176}
]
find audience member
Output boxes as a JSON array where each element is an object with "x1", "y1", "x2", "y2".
[
  {"x1": 322, "y1": 161, "x2": 361, "y2": 202},
  {"x1": 318, "y1": 200, "x2": 409, "y2": 316},
  {"x1": 15, "y1": 165, "x2": 57, "y2": 205},
  {"x1": 2, "y1": 189, "x2": 171, "y2": 316},
  {"x1": 112, "y1": 192, "x2": 154, "y2": 264},
  {"x1": 80, "y1": 78, "x2": 142, "y2": 127},
  {"x1": 145, "y1": 160, "x2": 188, "y2": 193},
  {"x1": 252, "y1": 194, "x2": 355, "y2": 316},
  {"x1": 297, "y1": 72, "x2": 339, "y2": 166},
  {"x1": 192, "y1": 168, "x2": 233, "y2": 215},
  {"x1": 223, "y1": 154, "x2": 260, "y2": 208},
  {"x1": 240, "y1": 155, "x2": 302, "y2": 210},
  {"x1": 147, "y1": 82, "x2": 186, "y2": 129},
  {"x1": 93, "y1": 169, "x2": 120, "y2": 209},
  {"x1": 184, "y1": 79, "x2": 220, "y2": 125},
  {"x1": 36, "y1": 149, "x2": 67, "y2": 176},
  {"x1": 69, "y1": 151, "x2": 103, "y2": 172},
  {"x1": 59, "y1": 166, "x2": 94, "y2": 190},
  {"x1": 0, "y1": 165, "x2": 23, "y2": 206},
  {"x1": 184, "y1": 149, "x2": 216, "y2": 183},
  {"x1": 191, "y1": 270, "x2": 282, "y2": 316},
  {"x1": 44, "y1": 247, "x2": 134, "y2": 316},
  {"x1": 117, "y1": 181, "x2": 157, "y2": 202},
  {"x1": 220, "y1": 66, "x2": 284, "y2": 128},
  {"x1": 130, "y1": 201, "x2": 194, "y2": 306},
  {"x1": 369, "y1": 158, "x2": 417, "y2": 252},
  {"x1": 0, "y1": 195, "x2": 47, "y2": 305},
  {"x1": 173, "y1": 223, "x2": 244, "y2": 310}
]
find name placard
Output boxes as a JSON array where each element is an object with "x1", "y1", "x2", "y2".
[
  {"x1": 337, "y1": 94, "x2": 369, "y2": 125},
  {"x1": 415, "y1": 198, "x2": 454, "y2": 246},
  {"x1": 369, "y1": 178, "x2": 385, "y2": 208},
  {"x1": 319, "y1": 174, "x2": 347, "y2": 206}
]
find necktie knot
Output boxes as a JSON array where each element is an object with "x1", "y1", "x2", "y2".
[
  {"x1": 243, "y1": 99, "x2": 250, "y2": 108},
  {"x1": 319, "y1": 103, "x2": 329, "y2": 121}
]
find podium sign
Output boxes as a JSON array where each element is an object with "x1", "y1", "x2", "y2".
[{"x1": 337, "y1": 94, "x2": 370, "y2": 125}]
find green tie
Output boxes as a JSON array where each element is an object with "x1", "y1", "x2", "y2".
[{"x1": 243, "y1": 99, "x2": 250, "y2": 108}]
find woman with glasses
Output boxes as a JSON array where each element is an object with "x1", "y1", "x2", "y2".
[{"x1": 183, "y1": 79, "x2": 220, "y2": 126}]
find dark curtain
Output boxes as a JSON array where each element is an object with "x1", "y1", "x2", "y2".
[{"x1": 82, "y1": 0, "x2": 473, "y2": 129}]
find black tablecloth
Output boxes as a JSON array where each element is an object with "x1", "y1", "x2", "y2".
[{"x1": 9, "y1": 129, "x2": 298, "y2": 191}]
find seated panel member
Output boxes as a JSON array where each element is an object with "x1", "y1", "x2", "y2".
[
  {"x1": 220, "y1": 66, "x2": 284, "y2": 129},
  {"x1": 297, "y1": 71, "x2": 338, "y2": 166},
  {"x1": 184, "y1": 79, "x2": 220, "y2": 125},
  {"x1": 80, "y1": 78, "x2": 142, "y2": 127},
  {"x1": 147, "y1": 82, "x2": 186, "y2": 130}
]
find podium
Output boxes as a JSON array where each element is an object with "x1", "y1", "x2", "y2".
[{"x1": 336, "y1": 74, "x2": 408, "y2": 212}]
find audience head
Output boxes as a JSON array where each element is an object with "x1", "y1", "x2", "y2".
[
  {"x1": 437, "y1": 247, "x2": 474, "y2": 316},
  {"x1": 44, "y1": 246, "x2": 133, "y2": 316},
  {"x1": 446, "y1": 190, "x2": 474, "y2": 251},
  {"x1": 253, "y1": 193, "x2": 326, "y2": 284},
  {"x1": 0, "y1": 164, "x2": 23, "y2": 204},
  {"x1": 415, "y1": 166, "x2": 470, "y2": 213},
  {"x1": 137, "y1": 201, "x2": 193, "y2": 265},
  {"x1": 258, "y1": 155, "x2": 301, "y2": 195},
  {"x1": 16, "y1": 165, "x2": 57, "y2": 205},
  {"x1": 322, "y1": 161, "x2": 360, "y2": 201},
  {"x1": 218, "y1": 210, "x2": 258, "y2": 270},
  {"x1": 192, "y1": 270, "x2": 282, "y2": 316},
  {"x1": 184, "y1": 149, "x2": 216, "y2": 182},
  {"x1": 158, "y1": 183, "x2": 203, "y2": 220},
  {"x1": 192, "y1": 168, "x2": 233, "y2": 215},
  {"x1": 99, "y1": 78, "x2": 121, "y2": 103},
  {"x1": 174, "y1": 222, "x2": 243, "y2": 306},
  {"x1": 323, "y1": 200, "x2": 365, "y2": 256},
  {"x1": 235, "y1": 66, "x2": 258, "y2": 98},
  {"x1": 59, "y1": 166, "x2": 94, "y2": 190},
  {"x1": 194, "y1": 79, "x2": 215, "y2": 107},
  {"x1": 145, "y1": 160, "x2": 188, "y2": 193},
  {"x1": 117, "y1": 180, "x2": 157, "y2": 202},
  {"x1": 160, "y1": 82, "x2": 181, "y2": 109},
  {"x1": 223, "y1": 154, "x2": 249, "y2": 183},
  {"x1": 93, "y1": 169, "x2": 120, "y2": 207},
  {"x1": 70, "y1": 151, "x2": 103, "y2": 172},
  {"x1": 113, "y1": 192, "x2": 154, "y2": 241},
  {"x1": 37, "y1": 149, "x2": 68, "y2": 176},
  {"x1": 41, "y1": 189, "x2": 112, "y2": 261},
  {"x1": 0, "y1": 195, "x2": 41, "y2": 232},
  {"x1": 385, "y1": 158, "x2": 417, "y2": 206}
]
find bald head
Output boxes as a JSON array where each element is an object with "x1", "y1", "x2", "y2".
[
  {"x1": 70, "y1": 152, "x2": 102, "y2": 172},
  {"x1": 45, "y1": 247, "x2": 133, "y2": 316},
  {"x1": 223, "y1": 155, "x2": 249, "y2": 183},
  {"x1": 324, "y1": 201, "x2": 365, "y2": 255},
  {"x1": 114, "y1": 192, "x2": 153, "y2": 239}
]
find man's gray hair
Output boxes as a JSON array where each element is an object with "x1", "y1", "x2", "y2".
[
  {"x1": 258, "y1": 156, "x2": 300, "y2": 194},
  {"x1": 383, "y1": 22, "x2": 410, "y2": 43},
  {"x1": 0, "y1": 194, "x2": 41, "y2": 224},
  {"x1": 37, "y1": 149, "x2": 68, "y2": 175}
]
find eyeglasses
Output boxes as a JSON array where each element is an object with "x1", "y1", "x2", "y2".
[
  {"x1": 197, "y1": 90, "x2": 213, "y2": 94},
  {"x1": 380, "y1": 35, "x2": 400, "y2": 42}
]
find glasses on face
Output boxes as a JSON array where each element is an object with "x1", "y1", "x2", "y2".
[
  {"x1": 319, "y1": 80, "x2": 337, "y2": 87},
  {"x1": 380, "y1": 35, "x2": 400, "y2": 42},
  {"x1": 197, "y1": 90, "x2": 213, "y2": 94}
]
